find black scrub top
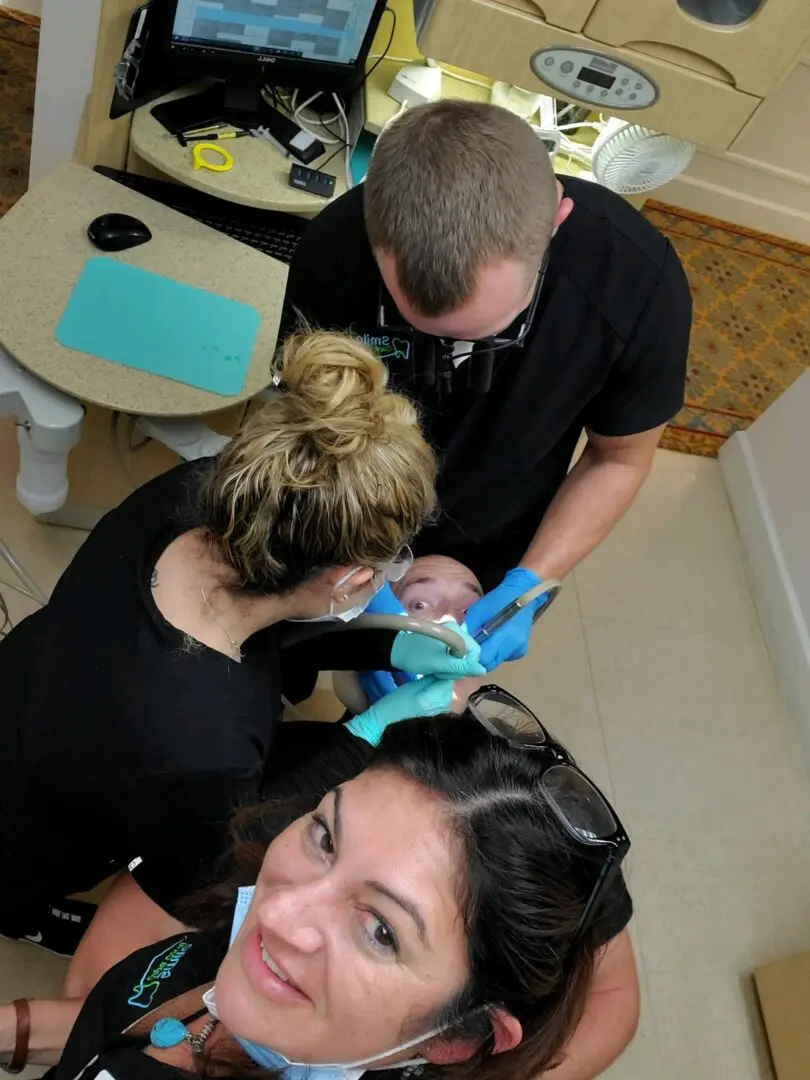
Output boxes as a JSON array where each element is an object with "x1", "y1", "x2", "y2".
[
  {"x1": 284, "y1": 179, "x2": 691, "y2": 587},
  {"x1": 0, "y1": 460, "x2": 395, "y2": 917},
  {"x1": 46, "y1": 868, "x2": 634, "y2": 1080}
]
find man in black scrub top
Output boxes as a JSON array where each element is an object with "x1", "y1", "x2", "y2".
[{"x1": 285, "y1": 100, "x2": 691, "y2": 672}]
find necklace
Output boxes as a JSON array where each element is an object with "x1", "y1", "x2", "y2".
[
  {"x1": 200, "y1": 580, "x2": 243, "y2": 661},
  {"x1": 150, "y1": 1015, "x2": 219, "y2": 1057}
]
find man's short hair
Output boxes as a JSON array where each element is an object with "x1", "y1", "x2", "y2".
[{"x1": 365, "y1": 100, "x2": 558, "y2": 317}]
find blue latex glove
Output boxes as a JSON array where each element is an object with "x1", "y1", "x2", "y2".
[
  {"x1": 346, "y1": 675, "x2": 454, "y2": 746},
  {"x1": 364, "y1": 581, "x2": 409, "y2": 616},
  {"x1": 465, "y1": 567, "x2": 544, "y2": 671},
  {"x1": 391, "y1": 620, "x2": 486, "y2": 678},
  {"x1": 360, "y1": 584, "x2": 417, "y2": 700}
]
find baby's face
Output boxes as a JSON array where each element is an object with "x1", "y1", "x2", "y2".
[{"x1": 393, "y1": 555, "x2": 483, "y2": 625}]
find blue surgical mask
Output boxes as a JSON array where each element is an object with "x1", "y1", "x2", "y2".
[{"x1": 204, "y1": 886, "x2": 443, "y2": 1080}]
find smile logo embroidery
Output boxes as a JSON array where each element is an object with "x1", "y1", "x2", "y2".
[
  {"x1": 128, "y1": 938, "x2": 193, "y2": 1009},
  {"x1": 350, "y1": 332, "x2": 412, "y2": 364}
]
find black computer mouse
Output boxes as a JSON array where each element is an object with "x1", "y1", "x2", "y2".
[{"x1": 87, "y1": 213, "x2": 152, "y2": 252}]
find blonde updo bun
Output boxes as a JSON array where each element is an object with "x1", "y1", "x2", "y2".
[
  {"x1": 201, "y1": 331, "x2": 436, "y2": 592},
  {"x1": 273, "y1": 330, "x2": 418, "y2": 466}
]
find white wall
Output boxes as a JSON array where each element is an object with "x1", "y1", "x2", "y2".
[
  {"x1": 657, "y1": 54, "x2": 810, "y2": 244},
  {"x1": 742, "y1": 372, "x2": 810, "y2": 619},
  {"x1": 29, "y1": 0, "x2": 102, "y2": 184},
  {"x1": 720, "y1": 372, "x2": 810, "y2": 758}
]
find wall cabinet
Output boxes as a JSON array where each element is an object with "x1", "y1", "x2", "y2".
[
  {"x1": 519, "y1": 0, "x2": 598, "y2": 32},
  {"x1": 585, "y1": 0, "x2": 810, "y2": 98},
  {"x1": 415, "y1": 0, "x2": 810, "y2": 150},
  {"x1": 416, "y1": 0, "x2": 760, "y2": 149}
]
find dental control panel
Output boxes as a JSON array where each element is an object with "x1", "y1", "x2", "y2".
[{"x1": 530, "y1": 48, "x2": 658, "y2": 110}]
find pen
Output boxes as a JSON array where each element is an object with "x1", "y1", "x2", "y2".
[
  {"x1": 187, "y1": 131, "x2": 250, "y2": 141},
  {"x1": 178, "y1": 131, "x2": 251, "y2": 147},
  {"x1": 164, "y1": 122, "x2": 230, "y2": 139}
]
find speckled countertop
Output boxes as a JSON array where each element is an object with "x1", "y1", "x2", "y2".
[
  {"x1": 0, "y1": 162, "x2": 288, "y2": 417},
  {"x1": 131, "y1": 87, "x2": 347, "y2": 216}
]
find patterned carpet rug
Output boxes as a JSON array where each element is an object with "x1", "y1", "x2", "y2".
[
  {"x1": 0, "y1": 8, "x2": 38, "y2": 218},
  {"x1": 646, "y1": 200, "x2": 810, "y2": 457}
]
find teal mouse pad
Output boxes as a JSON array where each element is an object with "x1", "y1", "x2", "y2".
[{"x1": 56, "y1": 257, "x2": 261, "y2": 396}]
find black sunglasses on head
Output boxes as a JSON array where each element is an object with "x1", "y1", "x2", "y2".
[{"x1": 467, "y1": 685, "x2": 630, "y2": 944}]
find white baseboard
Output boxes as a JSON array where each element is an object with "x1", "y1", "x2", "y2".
[{"x1": 719, "y1": 431, "x2": 810, "y2": 757}]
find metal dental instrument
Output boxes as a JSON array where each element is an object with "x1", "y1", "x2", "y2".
[{"x1": 472, "y1": 579, "x2": 562, "y2": 644}]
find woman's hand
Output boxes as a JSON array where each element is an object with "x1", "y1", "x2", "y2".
[
  {"x1": 390, "y1": 622, "x2": 485, "y2": 678},
  {"x1": 347, "y1": 676, "x2": 455, "y2": 746}
]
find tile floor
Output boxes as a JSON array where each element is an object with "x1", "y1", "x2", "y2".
[{"x1": 2, "y1": 422, "x2": 808, "y2": 1079}]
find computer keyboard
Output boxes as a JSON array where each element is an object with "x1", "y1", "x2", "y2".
[{"x1": 93, "y1": 166, "x2": 307, "y2": 264}]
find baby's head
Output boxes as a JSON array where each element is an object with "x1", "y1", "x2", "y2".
[{"x1": 392, "y1": 554, "x2": 482, "y2": 625}]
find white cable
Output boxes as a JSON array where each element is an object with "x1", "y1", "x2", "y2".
[
  {"x1": 558, "y1": 135, "x2": 593, "y2": 167},
  {"x1": 555, "y1": 121, "x2": 602, "y2": 132},
  {"x1": 293, "y1": 89, "x2": 340, "y2": 124},
  {"x1": 290, "y1": 88, "x2": 342, "y2": 145},
  {"x1": 440, "y1": 69, "x2": 490, "y2": 89},
  {"x1": 381, "y1": 100, "x2": 408, "y2": 135},
  {"x1": 366, "y1": 52, "x2": 416, "y2": 63},
  {"x1": 555, "y1": 102, "x2": 580, "y2": 123}
]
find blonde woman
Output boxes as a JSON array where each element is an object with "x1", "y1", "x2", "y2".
[{"x1": 0, "y1": 332, "x2": 483, "y2": 955}]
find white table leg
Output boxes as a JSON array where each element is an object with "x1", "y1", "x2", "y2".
[
  {"x1": 1, "y1": 348, "x2": 232, "y2": 527},
  {"x1": 134, "y1": 416, "x2": 231, "y2": 460},
  {"x1": 0, "y1": 346, "x2": 84, "y2": 516}
]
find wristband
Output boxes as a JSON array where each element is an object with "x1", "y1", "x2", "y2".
[{"x1": 1, "y1": 1000, "x2": 30, "y2": 1075}]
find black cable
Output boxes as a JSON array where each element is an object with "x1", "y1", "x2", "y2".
[
  {"x1": 317, "y1": 107, "x2": 345, "y2": 143},
  {"x1": 262, "y1": 7, "x2": 395, "y2": 118},
  {"x1": 319, "y1": 139, "x2": 349, "y2": 170},
  {"x1": 360, "y1": 7, "x2": 397, "y2": 89},
  {"x1": 264, "y1": 8, "x2": 396, "y2": 177},
  {"x1": 318, "y1": 10, "x2": 397, "y2": 175}
]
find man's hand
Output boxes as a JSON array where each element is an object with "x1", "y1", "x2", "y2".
[{"x1": 465, "y1": 567, "x2": 546, "y2": 671}]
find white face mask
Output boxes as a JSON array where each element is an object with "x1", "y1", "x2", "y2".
[
  {"x1": 292, "y1": 570, "x2": 384, "y2": 625},
  {"x1": 291, "y1": 548, "x2": 413, "y2": 626},
  {"x1": 206, "y1": 886, "x2": 446, "y2": 1079}
]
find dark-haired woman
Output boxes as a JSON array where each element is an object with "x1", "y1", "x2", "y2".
[{"x1": 1, "y1": 704, "x2": 639, "y2": 1080}]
